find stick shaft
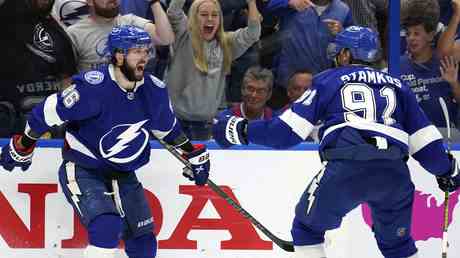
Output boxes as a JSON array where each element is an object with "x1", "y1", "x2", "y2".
[
  {"x1": 442, "y1": 191, "x2": 449, "y2": 257},
  {"x1": 439, "y1": 97, "x2": 451, "y2": 258},
  {"x1": 158, "y1": 139, "x2": 294, "y2": 252}
]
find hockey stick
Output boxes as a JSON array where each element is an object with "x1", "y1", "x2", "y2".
[
  {"x1": 156, "y1": 139, "x2": 295, "y2": 252},
  {"x1": 439, "y1": 97, "x2": 450, "y2": 258}
]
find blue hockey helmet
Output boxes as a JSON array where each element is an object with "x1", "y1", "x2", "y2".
[
  {"x1": 105, "y1": 25, "x2": 153, "y2": 57},
  {"x1": 327, "y1": 26, "x2": 379, "y2": 63}
]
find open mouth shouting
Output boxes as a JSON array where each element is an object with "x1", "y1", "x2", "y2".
[
  {"x1": 136, "y1": 63, "x2": 146, "y2": 74},
  {"x1": 201, "y1": 24, "x2": 217, "y2": 41}
]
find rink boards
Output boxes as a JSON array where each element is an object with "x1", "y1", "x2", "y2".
[{"x1": 0, "y1": 140, "x2": 458, "y2": 258}]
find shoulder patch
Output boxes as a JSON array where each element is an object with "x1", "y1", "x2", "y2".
[
  {"x1": 150, "y1": 75, "x2": 166, "y2": 88},
  {"x1": 84, "y1": 71, "x2": 105, "y2": 85}
]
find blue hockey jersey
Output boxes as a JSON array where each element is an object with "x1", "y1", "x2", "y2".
[
  {"x1": 27, "y1": 65, "x2": 182, "y2": 171},
  {"x1": 247, "y1": 65, "x2": 450, "y2": 175}
]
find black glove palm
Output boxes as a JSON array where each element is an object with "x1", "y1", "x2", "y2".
[{"x1": 437, "y1": 154, "x2": 460, "y2": 192}]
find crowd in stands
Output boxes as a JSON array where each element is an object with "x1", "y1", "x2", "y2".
[{"x1": 1, "y1": 0, "x2": 460, "y2": 144}]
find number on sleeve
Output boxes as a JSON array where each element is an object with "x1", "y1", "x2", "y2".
[{"x1": 61, "y1": 85, "x2": 80, "y2": 109}]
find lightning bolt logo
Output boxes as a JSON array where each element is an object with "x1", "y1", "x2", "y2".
[
  {"x1": 99, "y1": 120, "x2": 150, "y2": 164},
  {"x1": 59, "y1": 0, "x2": 89, "y2": 27}
]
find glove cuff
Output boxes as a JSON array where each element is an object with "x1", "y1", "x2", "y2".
[
  {"x1": 225, "y1": 116, "x2": 248, "y2": 145},
  {"x1": 187, "y1": 144, "x2": 209, "y2": 165},
  {"x1": 10, "y1": 135, "x2": 35, "y2": 162}
]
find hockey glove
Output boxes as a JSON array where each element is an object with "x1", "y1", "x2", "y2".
[
  {"x1": 212, "y1": 115, "x2": 248, "y2": 148},
  {"x1": 0, "y1": 135, "x2": 36, "y2": 171},
  {"x1": 436, "y1": 154, "x2": 460, "y2": 192},
  {"x1": 182, "y1": 144, "x2": 210, "y2": 186}
]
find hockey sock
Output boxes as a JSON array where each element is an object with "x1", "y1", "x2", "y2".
[
  {"x1": 125, "y1": 232, "x2": 157, "y2": 258},
  {"x1": 87, "y1": 213, "x2": 122, "y2": 248}
]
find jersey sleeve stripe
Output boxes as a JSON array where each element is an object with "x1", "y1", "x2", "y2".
[
  {"x1": 321, "y1": 118, "x2": 409, "y2": 145},
  {"x1": 151, "y1": 118, "x2": 177, "y2": 140},
  {"x1": 65, "y1": 132, "x2": 97, "y2": 159},
  {"x1": 279, "y1": 109, "x2": 314, "y2": 140},
  {"x1": 408, "y1": 125, "x2": 443, "y2": 155},
  {"x1": 24, "y1": 122, "x2": 39, "y2": 140},
  {"x1": 43, "y1": 94, "x2": 65, "y2": 127}
]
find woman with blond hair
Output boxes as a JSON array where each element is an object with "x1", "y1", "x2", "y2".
[{"x1": 166, "y1": 0, "x2": 261, "y2": 140}]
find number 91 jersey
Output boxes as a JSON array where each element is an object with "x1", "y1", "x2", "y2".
[{"x1": 247, "y1": 65, "x2": 450, "y2": 176}]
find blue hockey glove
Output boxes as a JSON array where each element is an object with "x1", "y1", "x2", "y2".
[
  {"x1": 182, "y1": 144, "x2": 210, "y2": 186},
  {"x1": 212, "y1": 115, "x2": 248, "y2": 148},
  {"x1": 437, "y1": 154, "x2": 460, "y2": 192},
  {"x1": 0, "y1": 135, "x2": 35, "y2": 172}
]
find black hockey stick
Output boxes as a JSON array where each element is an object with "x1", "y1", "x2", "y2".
[
  {"x1": 439, "y1": 97, "x2": 450, "y2": 258},
  {"x1": 157, "y1": 139, "x2": 294, "y2": 252}
]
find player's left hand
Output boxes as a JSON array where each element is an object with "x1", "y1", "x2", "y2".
[
  {"x1": 212, "y1": 115, "x2": 248, "y2": 148},
  {"x1": 182, "y1": 144, "x2": 210, "y2": 186},
  {"x1": 0, "y1": 135, "x2": 35, "y2": 172},
  {"x1": 437, "y1": 154, "x2": 460, "y2": 192}
]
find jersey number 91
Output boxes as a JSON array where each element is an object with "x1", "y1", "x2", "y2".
[{"x1": 341, "y1": 83, "x2": 396, "y2": 125}]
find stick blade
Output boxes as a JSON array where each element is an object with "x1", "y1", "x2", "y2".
[{"x1": 278, "y1": 240, "x2": 294, "y2": 252}]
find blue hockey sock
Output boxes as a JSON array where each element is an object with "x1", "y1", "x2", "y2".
[
  {"x1": 125, "y1": 232, "x2": 157, "y2": 258},
  {"x1": 87, "y1": 214, "x2": 122, "y2": 248}
]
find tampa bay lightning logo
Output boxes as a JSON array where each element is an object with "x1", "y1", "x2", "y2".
[
  {"x1": 99, "y1": 120, "x2": 150, "y2": 163},
  {"x1": 96, "y1": 37, "x2": 109, "y2": 58},
  {"x1": 57, "y1": 0, "x2": 89, "y2": 27},
  {"x1": 347, "y1": 26, "x2": 362, "y2": 32},
  {"x1": 84, "y1": 71, "x2": 104, "y2": 85}
]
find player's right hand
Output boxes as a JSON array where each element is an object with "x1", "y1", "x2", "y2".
[
  {"x1": 182, "y1": 144, "x2": 210, "y2": 186},
  {"x1": 0, "y1": 135, "x2": 35, "y2": 172},
  {"x1": 436, "y1": 154, "x2": 460, "y2": 192}
]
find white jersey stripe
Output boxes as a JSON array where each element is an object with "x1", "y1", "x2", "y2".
[
  {"x1": 409, "y1": 125, "x2": 443, "y2": 155},
  {"x1": 65, "y1": 132, "x2": 97, "y2": 159},
  {"x1": 279, "y1": 109, "x2": 315, "y2": 140},
  {"x1": 43, "y1": 94, "x2": 65, "y2": 127},
  {"x1": 321, "y1": 118, "x2": 409, "y2": 145},
  {"x1": 151, "y1": 118, "x2": 177, "y2": 140}
]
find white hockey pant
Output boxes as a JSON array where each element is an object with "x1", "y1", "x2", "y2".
[
  {"x1": 292, "y1": 244, "x2": 417, "y2": 258},
  {"x1": 84, "y1": 245, "x2": 116, "y2": 258}
]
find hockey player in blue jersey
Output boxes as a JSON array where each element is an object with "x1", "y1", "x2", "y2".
[
  {"x1": 213, "y1": 26, "x2": 460, "y2": 258},
  {"x1": 0, "y1": 25, "x2": 210, "y2": 258}
]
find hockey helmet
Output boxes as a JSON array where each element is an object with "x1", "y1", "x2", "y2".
[
  {"x1": 327, "y1": 26, "x2": 379, "y2": 63},
  {"x1": 105, "y1": 25, "x2": 154, "y2": 57}
]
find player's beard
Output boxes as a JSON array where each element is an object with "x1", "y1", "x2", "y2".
[
  {"x1": 121, "y1": 62, "x2": 142, "y2": 82},
  {"x1": 94, "y1": 2, "x2": 119, "y2": 18}
]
